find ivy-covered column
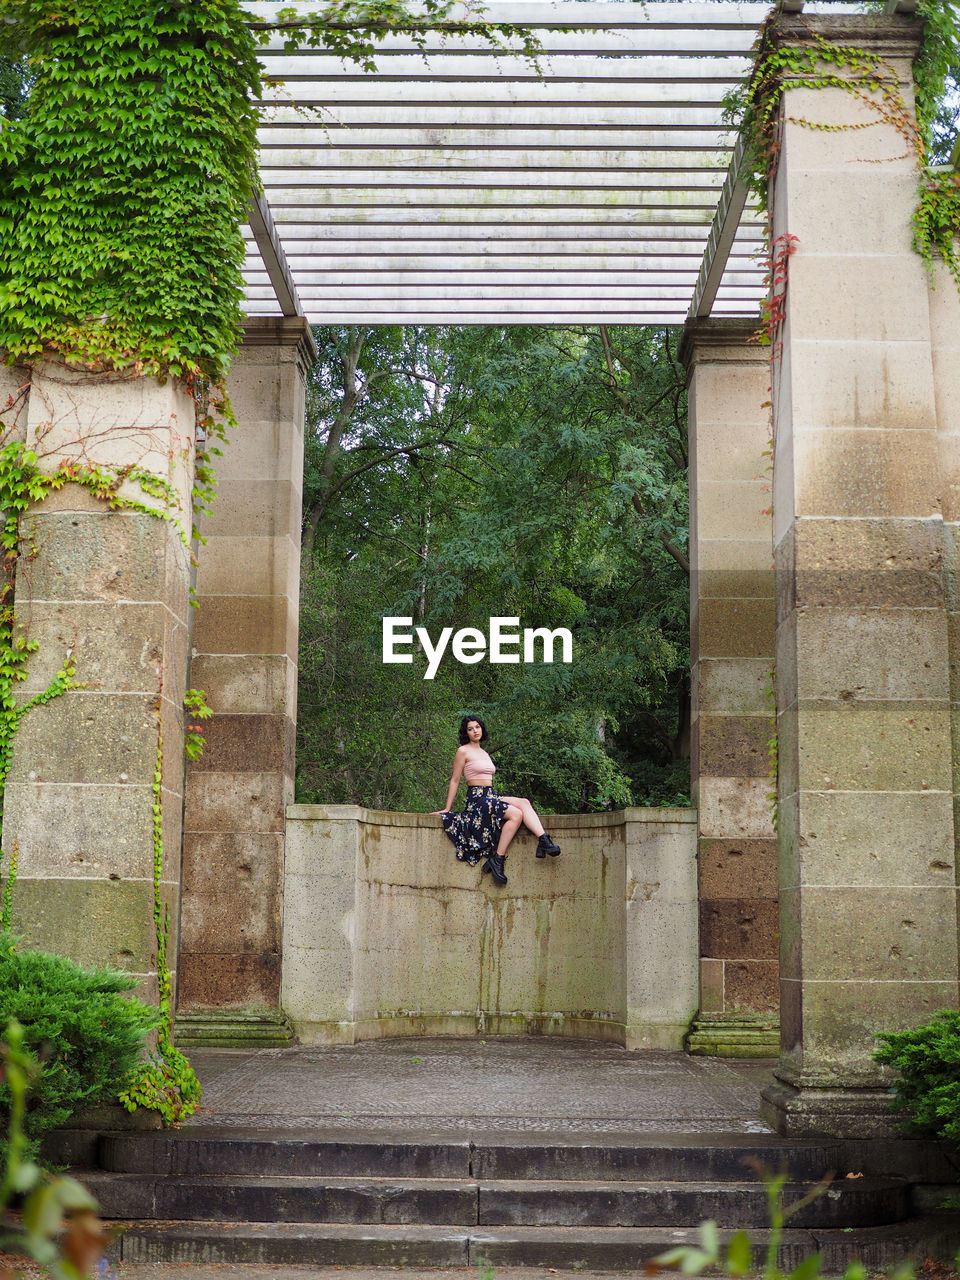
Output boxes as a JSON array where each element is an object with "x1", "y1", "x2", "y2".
[
  {"x1": 758, "y1": 14, "x2": 960, "y2": 1136},
  {"x1": 679, "y1": 318, "x2": 778, "y2": 1058},
  {"x1": 177, "y1": 317, "x2": 316, "y2": 1045},
  {"x1": 1, "y1": 361, "x2": 196, "y2": 1009}
]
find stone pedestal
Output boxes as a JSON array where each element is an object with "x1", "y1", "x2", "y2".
[
  {"x1": 679, "y1": 318, "x2": 779, "y2": 1057},
  {"x1": 178, "y1": 317, "x2": 315, "y2": 1031},
  {"x1": 760, "y1": 16, "x2": 960, "y2": 1135},
  {"x1": 1, "y1": 360, "x2": 195, "y2": 1004}
]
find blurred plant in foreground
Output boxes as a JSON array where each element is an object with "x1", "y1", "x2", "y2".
[
  {"x1": 1, "y1": 1019, "x2": 107, "y2": 1280},
  {"x1": 653, "y1": 1164, "x2": 921, "y2": 1280}
]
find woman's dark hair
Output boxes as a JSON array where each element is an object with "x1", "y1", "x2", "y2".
[{"x1": 458, "y1": 715, "x2": 489, "y2": 745}]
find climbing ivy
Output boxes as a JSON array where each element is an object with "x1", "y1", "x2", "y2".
[
  {"x1": 724, "y1": 5, "x2": 960, "y2": 287},
  {"x1": 257, "y1": 0, "x2": 544, "y2": 71},
  {"x1": 0, "y1": 2, "x2": 262, "y2": 385},
  {"x1": 117, "y1": 722, "x2": 201, "y2": 1123}
]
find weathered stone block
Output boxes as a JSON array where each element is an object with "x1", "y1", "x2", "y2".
[
  {"x1": 698, "y1": 837, "x2": 779, "y2": 899},
  {"x1": 697, "y1": 658, "x2": 774, "y2": 719},
  {"x1": 195, "y1": 534, "x2": 300, "y2": 600},
  {"x1": 686, "y1": 362, "x2": 771, "y2": 433},
  {"x1": 699, "y1": 898, "x2": 779, "y2": 960},
  {"x1": 20, "y1": 510, "x2": 174, "y2": 604},
  {"x1": 285, "y1": 870, "x2": 357, "y2": 944},
  {"x1": 695, "y1": 561, "x2": 774, "y2": 599},
  {"x1": 697, "y1": 480, "x2": 773, "y2": 542},
  {"x1": 780, "y1": 168, "x2": 918, "y2": 258},
  {"x1": 8, "y1": 875, "x2": 173, "y2": 975},
  {"x1": 793, "y1": 700, "x2": 952, "y2": 792},
  {"x1": 782, "y1": 87, "x2": 922, "y2": 172},
  {"x1": 799, "y1": 886, "x2": 959, "y2": 982},
  {"x1": 698, "y1": 715, "x2": 772, "y2": 778},
  {"x1": 792, "y1": 790, "x2": 955, "y2": 887},
  {"x1": 177, "y1": 950, "x2": 280, "y2": 1011},
  {"x1": 183, "y1": 770, "x2": 286, "y2": 835},
  {"x1": 697, "y1": 777, "x2": 775, "y2": 840},
  {"x1": 697, "y1": 597, "x2": 776, "y2": 660},
  {"x1": 199, "y1": 478, "x2": 302, "y2": 540},
  {"x1": 14, "y1": 603, "x2": 165, "y2": 695},
  {"x1": 281, "y1": 944, "x2": 355, "y2": 1023},
  {"x1": 725, "y1": 960, "x2": 780, "y2": 1014},
  {"x1": 784, "y1": 977, "x2": 960, "y2": 1085},
  {"x1": 787, "y1": 255, "x2": 932, "y2": 344},
  {"x1": 187, "y1": 654, "x2": 295, "y2": 718},
  {"x1": 791, "y1": 607, "x2": 949, "y2": 701},
  {"x1": 790, "y1": 516, "x2": 945, "y2": 609},
  {"x1": 26, "y1": 362, "x2": 195, "y2": 516},
  {"x1": 180, "y1": 831, "x2": 283, "y2": 953},
  {"x1": 791, "y1": 427, "x2": 940, "y2": 518},
  {"x1": 192, "y1": 594, "x2": 297, "y2": 659},
  {"x1": 699, "y1": 958, "x2": 725, "y2": 1013},
  {"x1": 6, "y1": 692, "x2": 158, "y2": 785},
  {"x1": 3, "y1": 781, "x2": 156, "y2": 880},
  {"x1": 191, "y1": 713, "x2": 294, "y2": 776}
]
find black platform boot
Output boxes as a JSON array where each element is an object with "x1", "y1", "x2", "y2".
[
  {"x1": 481, "y1": 853, "x2": 508, "y2": 885},
  {"x1": 535, "y1": 833, "x2": 561, "y2": 858}
]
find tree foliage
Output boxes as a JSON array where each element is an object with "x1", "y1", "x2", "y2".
[{"x1": 297, "y1": 324, "x2": 691, "y2": 814}]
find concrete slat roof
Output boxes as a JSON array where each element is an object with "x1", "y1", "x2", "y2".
[{"x1": 242, "y1": 0, "x2": 798, "y2": 325}]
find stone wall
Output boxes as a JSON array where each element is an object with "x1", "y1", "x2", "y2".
[{"x1": 282, "y1": 806, "x2": 698, "y2": 1048}]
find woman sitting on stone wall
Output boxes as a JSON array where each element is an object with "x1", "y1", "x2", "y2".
[{"x1": 432, "y1": 715, "x2": 560, "y2": 887}]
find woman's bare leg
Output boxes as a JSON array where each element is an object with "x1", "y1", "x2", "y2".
[
  {"x1": 495, "y1": 804, "x2": 523, "y2": 856},
  {"x1": 498, "y1": 796, "x2": 545, "y2": 838}
]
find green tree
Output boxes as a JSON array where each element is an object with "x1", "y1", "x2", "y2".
[{"x1": 297, "y1": 324, "x2": 690, "y2": 813}]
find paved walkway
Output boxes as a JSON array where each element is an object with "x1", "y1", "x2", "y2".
[{"x1": 185, "y1": 1037, "x2": 777, "y2": 1138}]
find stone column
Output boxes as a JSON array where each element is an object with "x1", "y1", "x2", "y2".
[
  {"x1": 760, "y1": 16, "x2": 960, "y2": 1136},
  {"x1": 177, "y1": 317, "x2": 316, "y2": 1044},
  {"x1": 931, "y1": 262, "x2": 960, "y2": 871},
  {"x1": 679, "y1": 318, "x2": 779, "y2": 1057},
  {"x1": 1, "y1": 361, "x2": 195, "y2": 1004}
]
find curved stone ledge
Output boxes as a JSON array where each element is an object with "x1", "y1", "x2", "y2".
[{"x1": 282, "y1": 805, "x2": 698, "y2": 1049}]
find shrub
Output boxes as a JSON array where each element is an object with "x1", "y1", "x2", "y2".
[
  {"x1": 0, "y1": 933, "x2": 161, "y2": 1157},
  {"x1": 874, "y1": 1009, "x2": 960, "y2": 1143}
]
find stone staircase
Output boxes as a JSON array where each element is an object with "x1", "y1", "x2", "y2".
[{"x1": 70, "y1": 1128, "x2": 960, "y2": 1270}]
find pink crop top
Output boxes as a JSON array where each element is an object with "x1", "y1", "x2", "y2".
[{"x1": 463, "y1": 752, "x2": 496, "y2": 785}]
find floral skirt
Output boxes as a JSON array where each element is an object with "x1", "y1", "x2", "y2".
[{"x1": 442, "y1": 785, "x2": 509, "y2": 865}]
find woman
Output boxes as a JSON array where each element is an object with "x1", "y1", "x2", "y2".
[{"x1": 434, "y1": 715, "x2": 560, "y2": 886}]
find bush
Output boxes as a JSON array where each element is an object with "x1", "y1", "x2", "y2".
[
  {"x1": 874, "y1": 1009, "x2": 960, "y2": 1143},
  {"x1": 0, "y1": 933, "x2": 161, "y2": 1157}
]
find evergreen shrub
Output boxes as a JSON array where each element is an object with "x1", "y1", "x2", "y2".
[
  {"x1": 874, "y1": 1010, "x2": 960, "y2": 1143},
  {"x1": 0, "y1": 933, "x2": 161, "y2": 1157}
]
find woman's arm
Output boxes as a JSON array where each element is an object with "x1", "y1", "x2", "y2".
[{"x1": 442, "y1": 747, "x2": 467, "y2": 811}]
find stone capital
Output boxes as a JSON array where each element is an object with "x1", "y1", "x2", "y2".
[
  {"x1": 240, "y1": 316, "x2": 319, "y2": 374},
  {"x1": 769, "y1": 14, "x2": 923, "y2": 74},
  {"x1": 678, "y1": 318, "x2": 768, "y2": 380}
]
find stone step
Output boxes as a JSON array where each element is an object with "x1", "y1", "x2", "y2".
[
  {"x1": 111, "y1": 1217, "x2": 960, "y2": 1272},
  {"x1": 100, "y1": 1130, "x2": 848, "y2": 1182},
  {"x1": 83, "y1": 1171, "x2": 909, "y2": 1230}
]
